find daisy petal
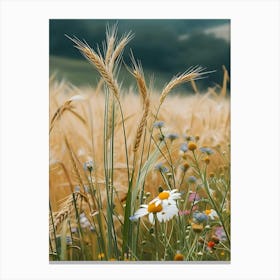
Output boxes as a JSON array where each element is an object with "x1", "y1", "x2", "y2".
[{"x1": 148, "y1": 213, "x2": 155, "y2": 224}]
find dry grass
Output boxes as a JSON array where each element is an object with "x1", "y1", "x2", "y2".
[{"x1": 49, "y1": 80, "x2": 230, "y2": 216}]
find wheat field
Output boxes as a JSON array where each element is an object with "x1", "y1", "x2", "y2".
[{"x1": 49, "y1": 27, "x2": 230, "y2": 262}]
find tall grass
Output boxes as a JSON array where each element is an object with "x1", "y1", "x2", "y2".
[{"x1": 49, "y1": 27, "x2": 230, "y2": 261}]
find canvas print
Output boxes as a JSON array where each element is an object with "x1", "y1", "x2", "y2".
[{"x1": 49, "y1": 19, "x2": 230, "y2": 262}]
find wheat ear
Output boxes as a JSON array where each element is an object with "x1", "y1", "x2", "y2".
[
  {"x1": 130, "y1": 56, "x2": 150, "y2": 152},
  {"x1": 159, "y1": 66, "x2": 211, "y2": 105},
  {"x1": 108, "y1": 32, "x2": 134, "y2": 72},
  {"x1": 66, "y1": 35, "x2": 120, "y2": 101}
]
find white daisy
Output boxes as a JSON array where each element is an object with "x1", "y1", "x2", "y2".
[
  {"x1": 151, "y1": 189, "x2": 181, "y2": 207},
  {"x1": 156, "y1": 204, "x2": 179, "y2": 223},
  {"x1": 130, "y1": 201, "x2": 179, "y2": 224},
  {"x1": 204, "y1": 209, "x2": 218, "y2": 220}
]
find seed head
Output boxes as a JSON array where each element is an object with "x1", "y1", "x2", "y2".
[
  {"x1": 188, "y1": 141, "x2": 197, "y2": 151},
  {"x1": 204, "y1": 156, "x2": 210, "y2": 164}
]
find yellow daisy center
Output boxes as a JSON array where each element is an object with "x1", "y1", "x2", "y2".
[
  {"x1": 148, "y1": 202, "x2": 163, "y2": 213},
  {"x1": 158, "y1": 191, "x2": 170, "y2": 200},
  {"x1": 204, "y1": 209, "x2": 212, "y2": 215}
]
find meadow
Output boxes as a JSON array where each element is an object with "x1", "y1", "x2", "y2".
[{"x1": 49, "y1": 27, "x2": 230, "y2": 262}]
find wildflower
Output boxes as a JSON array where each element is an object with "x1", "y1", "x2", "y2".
[
  {"x1": 204, "y1": 156, "x2": 210, "y2": 164},
  {"x1": 188, "y1": 192, "x2": 200, "y2": 202},
  {"x1": 200, "y1": 147, "x2": 214, "y2": 155},
  {"x1": 187, "y1": 176, "x2": 197, "y2": 183},
  {"x1": 191, "y1": 223, "x2": 204, "y2": 233},
  {"x1": 153, "y1": 121, "x2": 165, "y2": 129},
  {"x1": 180, "y1": 143, "x2": 188, "y2": 153},
  {"x1": 186, "y1": 136, "x2": 195, "y2": 141},
  {"x1": 166, "y1": 133, "x2": 179, "y2": 141},
  {"x1": 204, "y1": 209, "x2": 218, "y2": 220},
  {"x1": 215, "y1": 226, "x2": 227, "y2": 241},
  {"x1": 180, "y1": 162, "x2": 190, "y2": 172},
  {"x1": 130, "y1": 202, "x2": 179, "y2": 224},
  {"x1": 197, "y1": 251, "x2": 203, "y2": 256},
  {"x1": 207, "y1": 241, "x2": 215, "y2": 249},
  {"x1": 179, "y1": 205, "x2": 198, "y2": 216},
  {"x1": 188, "y1": 141, "x2": 197, "y2": 151},
  {"x1": 83, "y1": 159, "x2": 94, "y2": 172},
  {"x1": 174, "y1": 252, "x2": 184, "y2": 261},
  {"x1": 193, "y1": 211, "x2": 208, "y2": 223},
  {"x1": 151, "y1": 189, "x2": 181, "y2": 207},
  {"x1": 195, "y1": 135, "x2": 200, "y2": 141},
  {"x1": 154, "y1": 162, "x2": 169, "y2": 173},
  {"x1": 179, "y1": 210, "x2": 190, "y2": 216}
]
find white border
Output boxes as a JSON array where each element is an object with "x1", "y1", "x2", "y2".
[{"x1": 0, "y1": 0, "x2": 279, "y2": 279}]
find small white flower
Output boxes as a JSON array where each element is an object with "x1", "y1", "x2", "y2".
[{"x1": 204, "y1": 209, "x2": 218, "y2": 220}]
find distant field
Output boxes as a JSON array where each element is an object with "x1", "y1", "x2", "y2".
[{"x1": 50, "y1": 55, "x2": 173, "y2": 90}]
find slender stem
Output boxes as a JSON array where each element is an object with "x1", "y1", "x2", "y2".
[{"x1": 154, "y1": 215, "x2": 159, "y2": 261}]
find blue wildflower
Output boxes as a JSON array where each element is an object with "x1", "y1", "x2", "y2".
[
  {"x1": 180, "y1": 143, "x2": 188, "y2": 152},
  {"x1": 188, "y1": 176, "x2": 197, "y2": 183},
  {"x1": 166, "y1": 133, "x2": 179, "y2": 141},
  {"x1": 200, "y1": 147, "x2": 214, "y2": 155},
  {"x1": 83, "y1": 159, "x2": 94, "y2": 172},
  {"x1": 193, "y1": 211, "x2": 208, "y2": 223},
  {"x1": 154, "y1": 162, "x2": 169, "y2": 173},
  {"x1": 153, "y1": 121, "x2": 165, "y2": 129}
]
